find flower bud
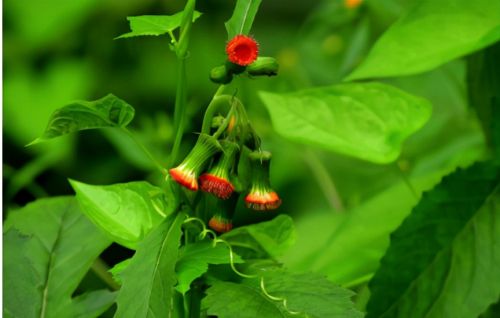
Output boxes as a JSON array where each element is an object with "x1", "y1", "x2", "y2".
[
  {"x1": 244, "y1": 151, "x2": 282, "y2": 211},
  {"x1": 247, "y1": 57, "x2": 279, "y2": 77},
  {"x1": 199, "y1": 142, "x2": 239, "y2": 199},
  {"x1": 169, "y1": 134, "x2": 221, "y2": 191},
  {"x1": 208, "y1": 195, "x2": 238, "y2": 233},
  {"x1": 210, "y1": 64, "x2": 233, "y2": 84}
]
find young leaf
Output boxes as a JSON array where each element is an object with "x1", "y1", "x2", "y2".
[
  {"x1": 346, "y1": 0, "x2": 500, "y2": 80},
  {"x1": 116, "y1": 11, "x2": 202, "y2": 39},
  {"x1": 225, "y1": 0, "x2": 263, "y2": 39},
  {"x1": 259, "y1": 82, "x2": 432, "y2": 164},
  {"x1": 70, "y1": 179, "x2": 172, "y2": 249},
  {"x1": 175, "y1": 241, "x2": 243, "y2": 295},
  {"x1": 221, "y1": 214, "x2": 295, "y2": 259},
  {"x1": 115, "y1": 212, "x2": 185, "y2": 318},
  {"x1": 203, "y1": 272, "x2": 363, "y2": 318},
  {"x1": 29, "y1": 94, "x2": 135, "y2": 145},
  {"x1": 366, "y1": 161, "x2": 500, "y2": 318},
  {"x1": 3, "y1": 197, "x2": 112, "y2": 318}
]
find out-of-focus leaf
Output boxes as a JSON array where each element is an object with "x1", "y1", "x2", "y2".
[
  {"x1": 221, "y1": 214, "x2": 295, "y2": 259},
  {"x1": 347, "y1": 0, "x2": 500, "y2": 80},
  {"x1": 260, "y1": 82, "x2": 432, "y2": 163},
  {"x1": 30, "y1": 94, "x2": 135, "y2": 145},
  {"x1": 72, "y1": 290, "x2": 117, "y2": 318},
  {"x1": 115, "y1": 212, "x2": 185, "y2": 318},
  {"x1": 116, "y1": 12, "x2": 202, "y2": 39},
  {"x1": 175, "y1": 241, "x2": 243, "y2": 295},
  {"x1": 3, "y1": 197, "x2": 112, "y2": 318},
  {"x1": 366, "y1": 162, "x2": 500, "y2": 318},
  {"x1": 70, "y1": 180, "x2": 172, "y2": 249},
  {"x1": 225, "y1": 0, "x2": 262, "y2": 39},
  {"x1": 203, "y1": 272, "x2": 363, "y2": 318}
]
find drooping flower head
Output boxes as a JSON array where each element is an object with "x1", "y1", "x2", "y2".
[
  {"x1": 244, "y1": 151, "x2": 282, "y2": 211},
  {"x1": 226, "y1": 35, "x2": 259, "y2": 66},
  {"x1": 200, "y1": 142, "x2": 239, "y2": 199},
  {"x1": 169, "y1": 134, "x2": 221, "y2": 191},
  {"x1": 208, "y1": 195, "x2": 238, "y2": 233}
]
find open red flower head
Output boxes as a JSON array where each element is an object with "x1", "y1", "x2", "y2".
[
  {"x1": 244, "y1": 151, "x2": 282, "y2": 211},
  {"x1": 207, "y1": 195, "x2": 238, "y2": 233},
  {"x1": 226, "y1": 35, "x2": 259, "y2": 66},
  {"x1": 200, "y1": 142, "x2": 238, "y2": 199},
  {"x1": 169, "y1": 134, "x2": 221, "y2": 191}
]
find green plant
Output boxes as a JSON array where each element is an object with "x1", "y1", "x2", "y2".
[{"x1": 4, "y1": 0, "x2": 500, "y2": 317}]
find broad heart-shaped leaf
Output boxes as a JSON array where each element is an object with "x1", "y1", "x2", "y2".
[
  {"x1": 366, "y1": 161, "x2": 500, "y2": 318},
  {"x1": 3, "y1": 197, "x2": 113, "y2": 318},
  {"x1": 70, "y1": 179, "x2": 172, "y2": 249},
  {"x1": 221, "y1": 214, "x2": 295, "y2": 259},
  {"x1": 115, "y1": 212, "x2": 185, "y2": 318},
  {"x1": 175, "y1": 241, "x2": 243, "y2": 295},
  {"x1": 29, "y1": 94, "x2": 135, "y2": 145},
  {"x1": 225, "y1": 0, "x2": 262, "y2": 39},
  {"x1": 202, "y1": 272, "x2": 363, "y2": 318},
  {"x1": 116, "y1": 11, "x2": 202, "y2": 39},
  {"x1": 346, "y1": 0, "x2": 500, "y2": 80},
  {"x1": 259, "y1": 82, "x2": 432, "y2": 164}
]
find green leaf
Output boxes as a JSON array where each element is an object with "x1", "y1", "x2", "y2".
[
  {"x1": 366, "y1": 161, "x2": 500, "y2": 318},
  {"x1": 3, "y1": 197, "x2": 112, "y2": 318},
  {"x1": 175, "y1": 241, "x2": 243, "y2": 295},
  {"x1": 221, "y1": 214, "x2": 295, "y2": 259},
  {"x1": 70, "y1": 179, "x2": 172, "y2": 249},
  {"x1": 72, "y1": 290, "x2": 117, "y2": 318},
  {"x1": 259, "y1": 82, "x2": 432, "y2": 163},
  {"x1": 109, "y1": 259, "x2": 132, "y2": 285},
  {"x1": 346, "y1": 0, "x2": 500, "y2": 80},
  {"x1": 29, "y1": 94, "x2": 135, "y2": 145},
  {"x1": 203, "y1": 272, "x2": 363, "y2": 318},
  {"x1": 115, "y1": 212, "x2": 185, "y2": 318},
  {"x1": 116, "y1": 11, "x2": 202, "y2": 39},
  {"x1": 225, "y1": 0, "x2": 262, "y2": 39}
]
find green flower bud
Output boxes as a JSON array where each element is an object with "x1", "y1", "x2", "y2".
[
  {"x1": 210, "y1": 65, "x2": 233, "y2": 84},
  {"x1": 247, "y1": 57, "x2": 279, "y2": 77}
]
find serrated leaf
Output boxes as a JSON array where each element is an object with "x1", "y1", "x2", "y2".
[
  {"x1": 366, "y1": 161, "x2": 500, "y2": 318},
  {"x1": 221, "y1": 214, "x2": 295, "y2": 259},
  {"x1": 259, "y1": 82, "x2": 432, "y2": 163},
  {"x1": 203, "y1": 272, "x2": 363, "y2": 318},
  {"x1": 115, "y1": 212, "x2": 185, "y2": 318},
  {"x1": 29, "y1": 94, "x2": 135, "y2": 145},
  {"x1": 3, "y1": 197, "x2": 112, "y2": 318},
  {"x1": 346, "y1": 0, "x2": 500, "y2": 80},
  {"x1": 70, "y1": 180, "x2": 172, "y2": 249},
  {"x1": 116, "y1": 11, "x2": 202, "y2": 39},
  {"x1": 175, "y1": 241, "x2": 243, "y2": 294},
  {"x1": 225, "y1": 0, "x2": 262, "y2": 39}
]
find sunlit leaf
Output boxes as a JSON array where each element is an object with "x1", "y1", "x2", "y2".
[
  {"x1": 175, "y1": 241, "x2": 243, "y2": 294},
  {"x1": 115, "y1": 212, "x2": 185, "y2": 318},
  {"x1": 260, "y1": 82, "x2": 432, "y2": 163},
  {"x1": 70, "y1": 180, "x2": 172, "y2": 249},
  {"x1": 3, "y1": 197, "x2": 112, "y2": 318},
  {"x1": 203, "y1": 272, "x2": 363, "y2": 318},
  {"x1": 116, "y1": 12, "x2": 202, "y2": 39},
  {"x1": 225, "y1": 0, "x2": 262, "y2": 39},
  {"x1": 29, "y1": 94, "x2": 135, "y2": 145},
  {"x1": 346, "y1": 0, "x2": 500, "y2": 80},
  {"x1": 221, "y1": 214, "x2": 295, "y2": 259},
  {"x1": 366, "y1": 161, "x2": 500, "y2": 318}
]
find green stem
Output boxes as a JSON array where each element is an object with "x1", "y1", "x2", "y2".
[
  {"x1": 200, "y1": 86, "x2": 229, "y2": 134},
  {"x1": 169, "y1": 58, "x2": 188, "y2": 167},
  {"x1": 90, "y1": 258, "x2": 120, "y2": 291},
  {"x1": 121, "y1": 128, "x2": 166, "y2": 174},
  {"x1": 212, "y1": 105, "x2": 236, "y2": 139}
]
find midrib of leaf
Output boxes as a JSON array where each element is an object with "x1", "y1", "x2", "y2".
[
  {"x1": 238, "y1": 1, "x2": 252, "y2": 35},
  {"x1": 379, "y1": 186, "x2": 499, "y2": 318},
  {"x1": 39, "y1": 206, "x2": 70, "y2": 318},
  {"x1": 142, "y1": 214, "x2": 181, "y2": 318},
  {"x1": 50, "y1": 106, "x2": 118, "y2": 128}
]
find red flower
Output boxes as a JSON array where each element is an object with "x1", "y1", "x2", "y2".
[
  {"x1": 245, "y1": 189, "x2": 282, "y2": 211},
  {"x1": 169, "y1": 165, "x2": 198, "y2": 191},
  {"x1": 226, "y1": 35, "x2": 259, "y2": 66},
  {"x1": 208, "y1": 214, "x2": 233, "y2": 233},
  {"x1": 200, "y1": 174, "x2": 234, "y2": 199}
]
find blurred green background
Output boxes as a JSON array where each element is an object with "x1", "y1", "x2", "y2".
[{"x1": 2, "y1": 0, "x2": 487, "y2": 299}]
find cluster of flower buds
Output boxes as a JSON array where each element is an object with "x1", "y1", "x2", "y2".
[{"x1": 210, "y1": 34, "x2": 279, "y2": 84}]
